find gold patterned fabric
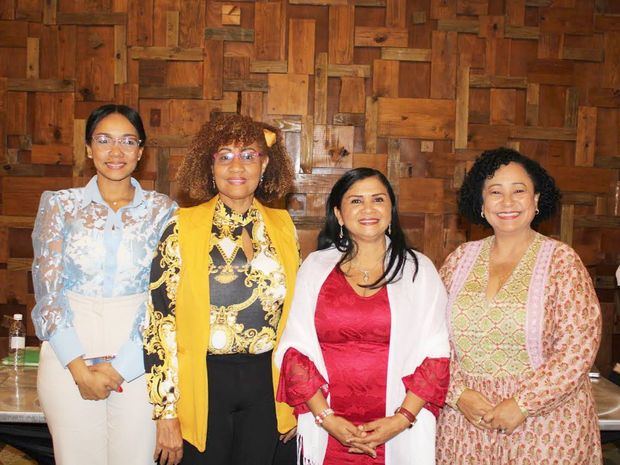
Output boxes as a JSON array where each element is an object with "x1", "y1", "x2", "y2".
[
  {"x1": 143, "y1": 218, "x2": 181, "y2": 419},
  {"x1": 207, "y1": 200, "x2": 285, "y2": 355},
  {"x1": 143, "y1": 200, "x2": 287, "y2": 419},
  {"x1": 452, "y1": 234, "x2": 543, "y2": 378}
]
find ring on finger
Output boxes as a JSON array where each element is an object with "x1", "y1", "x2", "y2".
[
  {"x1": 498, "y1": 427, "x2": 506, "y2": 434},
  {"x1": 476, "y1": 417, "x2": 483, "y2": 424}
]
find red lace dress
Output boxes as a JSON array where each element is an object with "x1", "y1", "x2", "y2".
[{"x1": 278, "y1": 266, "x2": 449, "y2": 465}]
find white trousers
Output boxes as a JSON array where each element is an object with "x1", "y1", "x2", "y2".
[{"x1": 37, "y1": 292, "x2": 156, "y2": 465}]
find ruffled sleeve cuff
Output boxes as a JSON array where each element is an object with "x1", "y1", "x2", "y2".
[
  {"x1": 402, "y1": 357, "x2": 450, "y2": 418},
  {"x1": 277, "y1": 348, "x2": 328, "y2": 416}
]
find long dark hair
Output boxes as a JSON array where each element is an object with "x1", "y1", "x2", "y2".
[{"x1": 317, "y1": 168, "x2": 418, "y2": 288}]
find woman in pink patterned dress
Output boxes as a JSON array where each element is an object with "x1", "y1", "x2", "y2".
[{"x1": 436, "y1": 147, "x2": 602, "y2": 465}]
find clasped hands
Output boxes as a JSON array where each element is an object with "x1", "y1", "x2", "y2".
[
  {"x1": 322, "y1": 412, "x2": 411, "y2": 458},
  {"x1": 69, "y1": 359, "x2": 124, "y2": 401},
  {"x1": 456, "y1": 388, "x2": 526, "y2": 435}
]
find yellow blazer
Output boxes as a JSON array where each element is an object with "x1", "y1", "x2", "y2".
[{"x1": 175, "y1": 196, "x2": 298, "y2": 451}]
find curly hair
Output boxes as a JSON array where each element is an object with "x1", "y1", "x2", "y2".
[
  {"x1": 458, "y1": 147, "x2": 561, "y2": 227},
  {"x1": 176, "y1": 114, "x2": 295, "y2": 203}
]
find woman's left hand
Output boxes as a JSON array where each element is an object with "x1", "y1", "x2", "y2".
[
  {"x1": 348, "y1": 414, "x2": 410, "y2": 452},
  {"x1": 89, "y1": 362, "x2": 124, "y2": 392},
  {"x1": 279, "y1": 426, "x2": 297, "y2": 444},
  {"x1": 482, "y1": 398, "x2": 526, "y2": 434}
]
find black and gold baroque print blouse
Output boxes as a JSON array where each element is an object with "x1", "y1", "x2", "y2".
[
  {"x1": 144, "y1": 218, "x2": 180, "y2": 419},
  {"x1": 208, "y1": 200, "x2": 286, "y2": 354},
  {"x1": 143, "y1": 200, "x2": 286, "y2": 419}
]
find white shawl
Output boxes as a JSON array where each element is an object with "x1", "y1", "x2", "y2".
[{"x1": 274, "y1": 246, "x2": 450, "y2": 465}]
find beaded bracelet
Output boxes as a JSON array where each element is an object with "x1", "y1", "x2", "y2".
[{"x1": 315, "y1": 408, "x2": 334, "y2": 426}]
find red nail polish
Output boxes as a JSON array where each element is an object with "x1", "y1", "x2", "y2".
[{"x1": 117, "y1": 386, "x2": 123, "y2": 393}]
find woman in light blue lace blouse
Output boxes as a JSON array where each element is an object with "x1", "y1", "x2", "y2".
[{"x1": 31, "y1": 104, "x2": 176, "y2": 465}]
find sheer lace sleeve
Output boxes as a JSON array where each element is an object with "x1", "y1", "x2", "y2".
[
  {"x1": 144, "y1": 217, "x2": 181, "y2": 419},
  {"x1": 402, "y1": 357, "x2": 450, "y2": 418},
  {"x1": 277, "y1": 348, "x2": 328, "y2": 416},
  {"x1": 113, "y1": 196, "x2": 177, "y2": 382},
  {"x1": 31, "y1": 191, "x2": 73, "y2": 341}
]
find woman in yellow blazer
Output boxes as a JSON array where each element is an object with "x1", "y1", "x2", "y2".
[{"x1": 143, "y1": 114, "x2": 298, "y2": 465}]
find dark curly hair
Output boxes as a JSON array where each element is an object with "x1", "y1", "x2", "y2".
[
  {"x1": 458, "y1": 147, "x2": 561, "y2": 227},
  {"x1": 176, "y1": 114, "x2": 295, "y2": 203}
]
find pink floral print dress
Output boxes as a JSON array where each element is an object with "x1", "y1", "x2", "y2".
[{"x1": 436, "y1": 233, "x2": 602, "y2": 465}]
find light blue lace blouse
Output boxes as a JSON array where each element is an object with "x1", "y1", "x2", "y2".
[{"x1": 31, "y1": 176, "x2": 177, "y2": 382}]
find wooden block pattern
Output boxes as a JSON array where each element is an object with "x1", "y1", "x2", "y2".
[
  {"x1": 288, "y1": 19, "x2": 315, "y2": 75},
  {"x1": 430, "y1": 31, "x2": 457, "y2": 99},
  {"x1": 254, "y1": 2, "x2": 285, "y2": 61},
  {"x1": 329, "y1": 5, "x2": 354, "y2": 65},
  {"x1": 339, "y1": 77, "x2": 365, "y2": 113},
  {"x1": 203, "y1": 40, "x2": 223, "y2": 99},
  {"x1": 372, "y1": 60, "x2": 399, "y2": 98},
  {"x1": 354, "y1": 27, "x2": 408, "y2": 48},
  {"x1": 267, "y1": 74, "x2": 309, "y2": 115},
  {"x1": 0, "y1": 1, "x2": 618, "y2": 360},
  {"x1": 221, "y1": 6, "x2": 241, "y2": 26},
  {"x1": 314, "y1": 53, "x2": 328, "y2": 124},
  {"x1": 377, "y1": 98, "x2": 455, "y2": 139},
  {"x1": 575, "y1": 106, "x2": 597, "y2": 167}
]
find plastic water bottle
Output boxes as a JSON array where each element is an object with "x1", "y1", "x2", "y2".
[{"x1": 8, "y1": 313, "x2": 25, "y2": 368}]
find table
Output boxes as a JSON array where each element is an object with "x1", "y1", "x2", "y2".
[
  {"x1": 592, "y1": 375, "x2": 620, "y2": 431},
  {"x1": 0, "y1": 366, "x2": 52, "y2": 464},
  {"x1": 1, "y1": 365, "x2": 620, "y2": 464},
  {"x1": 0, "y1": 366, "x2": 44, "y2": 423}
]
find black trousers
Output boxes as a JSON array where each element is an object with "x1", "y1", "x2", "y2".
[{"x1": 180, "y1": 351, "x2": 296, "y2": 465}]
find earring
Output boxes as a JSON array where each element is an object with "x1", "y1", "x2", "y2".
[
  {"x1": 212, "y1": 177, "x2": 217, "y2": 190},
  {"x1": 339, "y1": 225, "x2": 343, "y2": 240},
  {"x1": 260, "y1": 173, "x2": 264, "y2": 184},
  {"x1": 481, "y1": 210, "x2": 485, "y2": 219},
  {"x1": 387, "y1": 224, "x2": 391, "y2": 236}
]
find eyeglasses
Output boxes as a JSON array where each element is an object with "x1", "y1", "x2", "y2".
[
  {"x1": 91, "y1": 134, "x2": 142, "y2": 152},
  {"x1": 213, "y1": 149, "x2": 262, "y2": 165}
]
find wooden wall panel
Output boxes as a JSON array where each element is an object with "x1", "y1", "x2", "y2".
[{"x1": 0, "y1": 0, "x2": 619, "y2": 372}]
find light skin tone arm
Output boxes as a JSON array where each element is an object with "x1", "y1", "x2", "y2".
[
  {"x1": 279, "y1": 427, "x2": 297, "y2": 443},
  {"x1": 67, "y1": 357, "x2": 120, "y2": 400},
  {"x1": 456, "y1": 388, "x2": 495, "y2": 429},
  {"x1": 348, "y1": 391, "x2": 422, "y2": 454},
  {"x1": 89, "y1": 362, "x2": 124, "y2": 386},
  {"x1": 155, "y1": 418, "x2": 183, "y2": 465},
  {"x1": 305, "y1": 389, "x2": 375, "y2": 457},
  {"x1": 482, "y1": 398, "x2": 526, "y2": 434}
]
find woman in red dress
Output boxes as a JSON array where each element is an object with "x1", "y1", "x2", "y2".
[{"x1": 275, "y1": 168, "x2": 451, "y2": 465}]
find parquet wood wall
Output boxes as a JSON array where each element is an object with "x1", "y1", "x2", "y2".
[{"x1": 0, "y1": 0, "x2": 619, "y2": 370}]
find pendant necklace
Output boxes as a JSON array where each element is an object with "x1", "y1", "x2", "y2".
[{"x1": 350, "y1": 258, "x2": 383, "y2": 283}]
